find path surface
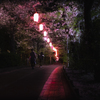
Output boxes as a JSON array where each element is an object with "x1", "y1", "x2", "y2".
[{"x1": 0, "y1": 64, "x2": 77, "y2": 100}]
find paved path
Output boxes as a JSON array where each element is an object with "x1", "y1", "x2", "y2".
[
  {"x1": 0, "y1": 64, "x2": 77, "y2": 100},
  {"x1": 38, "y1": 66, "x2": 77, "y2": 100}
]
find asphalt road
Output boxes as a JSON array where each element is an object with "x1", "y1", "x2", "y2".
[{"x1": 0, "y1": 64, "x2": 61, "y2": 100}]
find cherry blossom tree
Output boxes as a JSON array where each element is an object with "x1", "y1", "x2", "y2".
[
  {"x1": 0, "y1": 0, "x2": 81, "y2": 53},
  {"x1": 0, "y1": 0, "x2": 82, "y2": 65}
]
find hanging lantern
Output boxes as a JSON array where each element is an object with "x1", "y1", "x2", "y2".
[
  {"x1": 39, "y1": 24, "x2": 43, "y2": 31},
  {"x1": 55, "y1": 51, "x2": 57, "y2": 57},
  {"x1": 44, "y1": 31, "x2": 47, "y2": 36},
  {"x1": 53, "y1": 47, "x2": 57, "y2": 51},
  {"x1": 47, "y1": 38, "x2": 50, "y2": 43},
  {"x1": 51, "y1": 46, "x2": 53, "y2": 49},
  {"x1": 56, "y1": 57, "x2": 59, "y2": 61},
  {"x1": 49, "y1": 42, "x2": 52, "y2": 47},
  {"x1": 44, "y1": 37, "x2": 47, "y2": 41},
  {"x1": 33, "y1": 13, "x2": 39, "y2": 22}
]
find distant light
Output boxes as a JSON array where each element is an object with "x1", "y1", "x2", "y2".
[
  {"x1": 47, "y1": 38, "x2": 50, "y2": 43},
  {"x1": 44, "y1": 31, "x2": 47, "y2": 36},
  {"x1": 39, "y1": 24, "x2": 43, "y2": 31},
  {"x1": 33, "y1": 13, "x2": 39, "y2": 22}
]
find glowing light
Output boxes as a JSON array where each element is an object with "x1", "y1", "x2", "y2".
[
  {"x1": 39, "y1": 24, "x2": 43, "y2": 31},
  {"x1": 33, "y1": 12, "x2": 59, "y2": 61},
  {"x1": 53, "y1": 47, "x2": 57, "y2": 51},
  {"x1": 49, "y1": 42, "x2": 52, "y2": 47},
  {"x1": 44, "y1": 37, "x2": 47, "y2": 41},
  {"x1": 56, "y1": 57, "x2": 59, "y2": 61},
  {"x1": 51, "y1": 46, "x2": 53, "y2": 49},
  {"x1": 55, "y1": 51, "x2": 57, "y2": 57},
  {"x1": 47, "y1": 38, "x2": 50, "y2": 43},
  {"x1": 55, "y1": 50, "x2": 57, "y2": 57},
  {"x1": 44, "y1": 31, "x2": 47, "y2": 36},
  {"x1": 33, "y1": 13, "x2": 39, "y2": 22}
]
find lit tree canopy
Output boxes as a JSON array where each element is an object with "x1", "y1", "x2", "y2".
[{"x1": 0, "y1": 0, "x2": 99, "y2": 53}]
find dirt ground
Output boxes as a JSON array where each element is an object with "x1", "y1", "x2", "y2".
[{"x1": 65, "y1": 68, "x2": 100, "y2": 100}]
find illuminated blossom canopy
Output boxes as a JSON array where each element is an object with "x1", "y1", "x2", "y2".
[
  {"x1": 1, "y1": 0, "x2": 98, "y2": 56},
  {"x1": 0, "y1": 0, "x2": 83, "y2": 60}
]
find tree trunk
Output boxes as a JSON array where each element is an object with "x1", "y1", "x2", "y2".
[
  {"x1": 94, "y1": 45, "x2": 100, "y2": 82},
  {"x1": 10, "y1": 33, "x2": 16, "y2": 53},
  {"x1": 84, "y1": 0, "x2": 94, "y2": 45},
  {"x1": 84, "y1": 0, "x2": 100, "y2": 81}
]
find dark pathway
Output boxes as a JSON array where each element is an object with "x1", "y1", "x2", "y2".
[{"x1": 0, "y1": 64, "x2": 77, "y2": 100}]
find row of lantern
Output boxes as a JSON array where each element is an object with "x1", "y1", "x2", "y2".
[{"x1": 33, "y1": 13, "x2": 59, "y2": 61}]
